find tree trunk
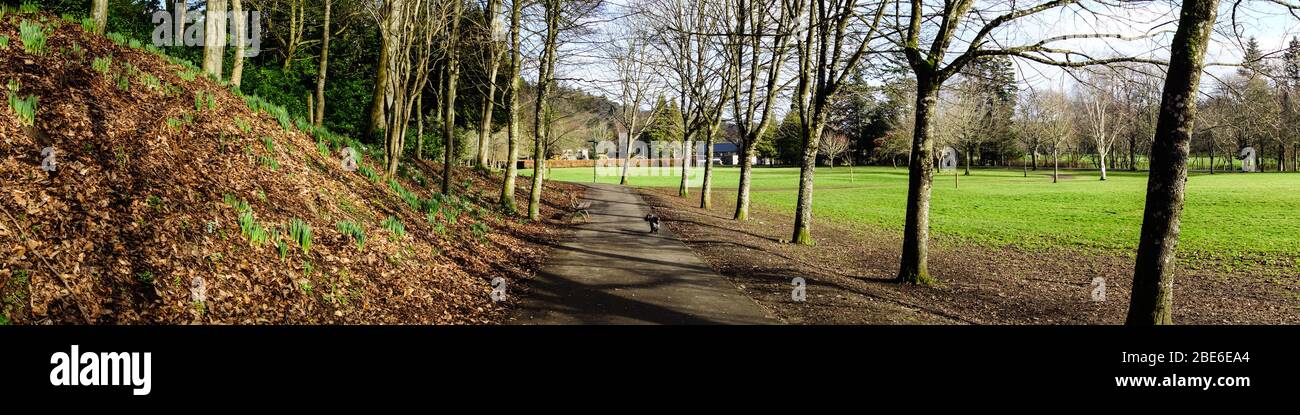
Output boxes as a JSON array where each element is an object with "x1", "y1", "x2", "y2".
[
  {"x1": 1126, "y1": 0, "x2": 1219, "y2": 326},
  {"x1": 91, "y1": 0, "x2": 108, "y2": 34},
  {"x1": 202, "y1": 0, "x2": 228, "y2": 79},
  {"x1": 174, "y1": 1, "x2": 186, "y2": 46},
  {"x1": 619, "y1": 132, "x2": 632, "y2": 185},
  {"x1": 229, "y1": 0, "x2": 245, "y2": 88},
  {"x1": 477, "y1": 0, "x2": 503, "y2": 169},
  {"x1": 734, "y1": 139, "x2": 756, "y2": 220},
  {"x1": 501, "y1": 0, "x2": 523, "y2": 212},
  {"x1": 700, "y1": 125, "x2": 716, "y2": 209},
  {"x1": 963, "y1": 148, "x2": 971, "y2": 176},
  {"x1": 1099, "y1": 151, "x2": 1109, "y2": 180},
  {"x1": 679, "y1": 134, "x2": 691, "y2": 197},
  {"x1": 442, "y1": 0, "x2": 463, "y2": 194},
  {"x1": 529, "y1": 1, "x2": 560, "y2": 221},
  {"x1": 792, "y1": 120, "x2": 824, "y2": 245},
  {"x1": 367, "y1": 28, "x2": 390, "y2": 138},
  {"x1": 311, "y1": 0, "x2": 330, "y2": 126},
  {"x1": 1053, "y1": 149, "x2": 1059, "y2": 183},
  {"x1": 416, "y1": 94, "x2": 424, "y2": 159},
  {"x1": 898, "y1": 78, "x2": 939, "y2": 285}
]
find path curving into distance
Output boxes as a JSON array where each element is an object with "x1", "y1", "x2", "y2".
[{"x1": 511, "y1": 184, "x2": 776, "y2": 325}]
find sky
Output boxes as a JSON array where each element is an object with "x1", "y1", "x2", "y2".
[{"x1": 561, "y1": 0, "x2": 1300, "y2": 106}]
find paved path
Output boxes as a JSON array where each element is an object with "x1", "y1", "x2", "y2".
[{"x1": 511, "y1": 184, "x2": 776, "y2": 325}]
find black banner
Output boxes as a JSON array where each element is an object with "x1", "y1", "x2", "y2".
[{"x1": 1, "y1": 326, "x2": 1293, "y2": 405}]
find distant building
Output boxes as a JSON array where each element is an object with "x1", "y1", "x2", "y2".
[{"x1": 713, "y1": 142, "x2": 759, "y2": 166}]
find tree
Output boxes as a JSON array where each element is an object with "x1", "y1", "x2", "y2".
[
  {"x1": 788, "y1": 0, "x2": 886, "y2": 245},
  {"x1": 310, "y1": 0, "x2": 331, "y2": 124},
  {"x1": 367, "y1": 0, "x2": 446, "y2": 176},
  {"x1": 500, "y1": 0, "x2": 525, "y2": 212},
  {"x1": 726, "y1": 0, "x2": 800, "y2": 221},
  {"x1": 819, "y1": 131, "x2": 850, "y2": 168},
  {"x1": 203, "y1": 0, "x2": 229, "y2": 78},
  {"x1": 607, "y1": 10, "x2": 663, "y2": 186},
  {"x1": 441, "y1": 0, "x2": 464, "y2": 193},
  {"x1": 1023, "y1": 89, "x2": 1073, "y2": 183},
  {"x1": 474, "y1": 0, "x2": 506, "y2": 169},
  {"x1": 1126, "y1": 0, "x2": 1220, "y2": 325},
  {"x1": 230, "y1": 0, "x2": 247, "y2": 88},
  {"x1": 91, "y1": 0, "x2": 108, "y2": 34},
  {"x1": 891, "y1": 0, "x2": 1159, "y2": 284},
  {"x1": 1079, "y1": 69, "x2": 1122, "y2": 181}
]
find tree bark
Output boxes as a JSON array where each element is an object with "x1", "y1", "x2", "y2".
[
  {"x1": 529, "y1": 0, "x2": 560, "y2": 221},
  {"x1": 367, "y1": 27, "x2": 390, "y2": 138},
  {"x1": 442, "y1": 0, "x2": 463, "y2": 194},
  {"x1": 229, "y1": 0, "x2": 245, "y2": 88},
  {"x1": 91, "y1": 0, "x2": 108, "y2": 34},
  {"x1": 312, "y1": 0, "x2": 331, "y2": 126},
  {"x1": 477, "y1": 0, "x2": 504, "y2": 169},
  {"x1": 202, "y1": 0, "x2": 228, "y2": 79},
  {"x1": 501, "y1": 0, "x2": 523, "y2": 212},
  {"x1": 734, "y1": 142, "x2": 755, "y2": 220},
  {"x1": 897, "y1": 77, "x2": 939, "y2": 285},
  {"x1": 1126, "y1": 0, "x2": 1219, "y2": 326},
  {"x1": 791, "y1": 120, "x2": 823, "y2": 245}
]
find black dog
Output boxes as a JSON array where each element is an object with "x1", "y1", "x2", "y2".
[{"x1": 644, "y1": 214, "x2": 661, "y2": 233}]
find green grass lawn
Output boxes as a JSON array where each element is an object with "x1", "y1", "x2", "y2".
[{"x1": 526, "y1": 166, "x2": 1300, "y2": 259}]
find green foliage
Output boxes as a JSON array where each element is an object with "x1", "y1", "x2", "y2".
[
  {"x1": 138, "y1": 72, "x2": 161, "y2": 91},
  {"x1": 19, "y1": 20, "x2": 47, "y2": 56},
  {"x1": 244, "y1": 95, "x2": 293, "y2": 130},
  {"x1": 336, "y1": 221, "x2": 366, "y2": 249},
  {"x1": 166, "y1": 117, "x2": 184, "y2": 130},
  {"x1": 381, "y1": 215, "x2": 406, "y2": 238},
  {"x1": 258, "y1": 155, "x2": 280, "y2": 170},
  {"x1": 106, "y1": 32, "x2": 127, "y2": 46},
  {"x1": 177, "y1": 69, "x2": 197, "y2": 82},
  {"x1": 135, "y1": 271, "x2": 155, "y2": 284},
  {"x1": 470, "y1": 222, "x2": 490, "y2": 240},
  {"x1": 234, "y1": 203, "x2": 270, "y2": 248},
  {"x1": 387, "y1": 178, "x2": 421, "y2": 210},
  {"x1": 19, "y1": 2, "x2": 37, "y2": 14},
  {"x1": 288, "y1": 218, "x2": 313, "y2": 254},
  {"x1": 235, "y1": 117, "x2": 251, "y2": 133},
  {"x1": 92, "y1": 55, "x2": 113, "y2": 74},
  {"x1": 80, "y1": 17, "x2": 94, "y2": 32},
  {"x1": 6, "y1": 94, "x2": 38, "y2": 128},
  {"x1": 196, "y1": 91, "x2": 217, "y2": 112},
  {"x1": 261, "y1": 136, "x2": 275, "y2": 153},
  {"x1": 358, "y1": 164, "x2": 380, "y2": 182},
  {"x1": 0, "y1": 36, "x2": 9, "y2": 50},
  {"x1": 128, "y1": 39, "x2": 141, "y2": 49}
]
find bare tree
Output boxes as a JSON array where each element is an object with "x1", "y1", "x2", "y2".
[
  {"x1": 367, "y1": 0, "x2": 447, "y2": 176},
  {"x1": 500, "y1": 0, "x2": 526, "y2": 212},
  {"x1": 819, "y1": 131, "x2": 850, "y2": 168},
  {"x1": 726, "y1": 0, "x2": 800, "y2": 221},
  {"x1": 1127, "y1": 0, "x2": 1220, "y2": 325},
  {"x1": 441, "y1": 0, "x2": 465, "y2": 193},
  {"x1": 231, "y1": 0, "x2": 247, "y2": 88},
  {"x1": 607, "y1": 15, "x2": 662, "y2": 186},
  {"x1": 788, "y1": 0, "x2": 886, "y2": 244},
  {"x1": 890, "y1": 0, "x2": 1163, "y2": 285},
  {"x1": 1078, "y1": 70, "x2": 1122, "y2": 181},
  {"x1": 474, "y1": 0, "x2": 507, "y2": 169}
]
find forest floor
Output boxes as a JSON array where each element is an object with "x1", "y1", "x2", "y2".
[
  {"x1": 641, "y1": 187, "x2": 1300, "y2": 324},
  {"x1": 0, "y1": 11, "x2": 581, "y2": 324}
]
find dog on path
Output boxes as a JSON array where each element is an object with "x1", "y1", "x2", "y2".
[{"x1": 643, "y1": 214, "x2": 661, "y2": 234}]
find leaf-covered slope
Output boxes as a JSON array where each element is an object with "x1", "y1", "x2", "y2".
[{"x1": 0, "y1": 11, "x2": 579, "y2": 324}]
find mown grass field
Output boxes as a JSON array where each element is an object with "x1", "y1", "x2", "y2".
[{"x1": 526, "y1": 166, "x2": 1300, "y2": 260}]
